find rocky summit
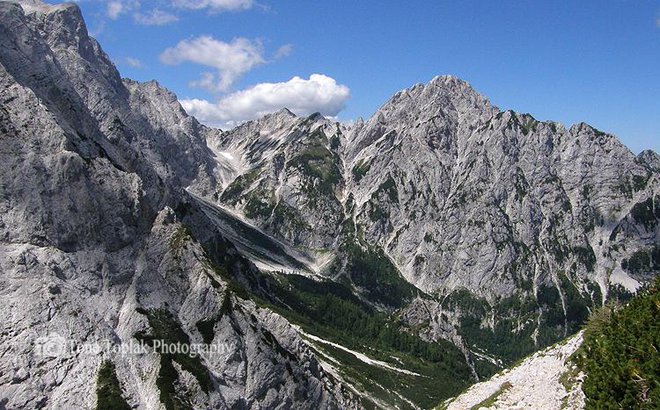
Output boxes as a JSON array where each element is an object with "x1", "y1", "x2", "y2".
[{"x1": 0, "y1": 1, "x2": 657, "y2": 409}]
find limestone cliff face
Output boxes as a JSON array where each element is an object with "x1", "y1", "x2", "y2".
[
  {"x1": 1, "y1": 0, "x2": 657, "y2": 408},
  {"x1": 210, "y1": 76, "x2": 657, "y2": 337},
  {"x1": 207, "y1": 72, "x2": 658, "y2": 382},
  {"x1": 347, "y1": 77, "x2": 658, "y2": 300},
  {"x1": 218, "y1": 74, "x2": 658, "y2": 298},
  {"x1": 0, "y1": 2, "x2": 355, "y2": 408},
  {"x1": 208, "y1": 109, "x2": 348, "y2": 250}
]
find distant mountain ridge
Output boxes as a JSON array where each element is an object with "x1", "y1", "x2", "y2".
[
  {"x1": 204, "y1": 73, "x2": 658, "y2": 396},
  {"x1": 209, "y1": 72, "x2": 658, "y2": 308},
  {"x1": 0, "y1": 1, "x2": 657, "y2": 409}
]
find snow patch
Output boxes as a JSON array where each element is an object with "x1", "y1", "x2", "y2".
[
  {"x1": 218, "y1": 151, "x2": 235, "y2": 161},
  {"x1": 294, "y1": 325, "x2": 421, "y2": 377},
  {"x1": 609, "y1": 268, "x2": 641, "y2": 293}
]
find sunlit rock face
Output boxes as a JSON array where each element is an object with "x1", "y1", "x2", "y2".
[
  {"x1": 0, "y1": 1, "x2": 357, "y2": 408},
  {"x1": 0, "y1": 0, "x2": 657, "y2": 408}
]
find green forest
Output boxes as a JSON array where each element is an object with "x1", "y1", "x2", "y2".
[{"x1": 574, "y1": 278, "x2": 659, "y2": 409}]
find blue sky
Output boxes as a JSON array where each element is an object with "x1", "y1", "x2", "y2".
[{"x1": 70, "y1": 0, "x2": 658, "y2": 153}]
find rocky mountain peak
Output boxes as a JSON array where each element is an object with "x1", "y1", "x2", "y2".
[
  {"x1": 233, "y1": 106, "x2": 300, "y2": 135},
  {"x1": 0, "y1": 2, "x2": 657, "y2": 409},
  {"x1": 18, "y1": 0, "x2": 98, "y2": 61},
  {"x1": 275, "y1": 107, "x2": 297, "y2": 117},
  {"x1": 346, "y1": 75, "x2": 497, "y2": 160},
  {"x1": 15, "y1": 0, "x2": 67, "y2": 14},
  {"x1": 0, "y1": 3, "x2": 358, "y2": 408},
  {"x1": 306, "y1": 111, "x2": 326, "y2": 121},
  {"x1": 384, "y1": 74, "x2": 494, "y2": 116},
  {"x1": 638, "y1": 149, "x2": 660, "y2": 171}
]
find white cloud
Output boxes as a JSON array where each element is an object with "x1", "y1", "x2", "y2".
[
  {"x1": 274, "y1": 44, "x2": 293, "y2": 59},
  {"x1": 189, "y1": 72, "x2": 217, "y2": 91},
  {"x1": 180, "y1": 74, "x2": 350, "y2": 128},
  {"x1": 125, "y1": 57, "x2": 143, "y2": 68},
  {"x1": 172, "y1": 0, "x2": 253, "y2": 13},
  {"x1": 160, "y1": 36, "x2": 265, "y2": 92},
  {"x1": 656, "y1": 17, "x2": 660, "y2": 28},
  {"x1": 134, "y1": 9, "x2": 179, "y2": 26},
  {"x1": 179, "y1": 99, "x2": 232, "y2": 128},
  {"x1": 106, "y1": 0, "x2": 141, "y2": 21},
  {"x1": 106, "y1": 1, "x2": 124, "y2": 19}
]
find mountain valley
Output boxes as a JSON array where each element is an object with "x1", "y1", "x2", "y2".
[{"x1": 0, "y1": 1, "x2": 658, "y2": 409}]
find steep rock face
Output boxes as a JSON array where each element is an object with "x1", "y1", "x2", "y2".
[
  {"x1": 0, "y1": 2, "x2": 355, "y2": 408},
  {"x1": 347, "y1": 92, "x2": 658, "y2": 362},
  {"x1": 209, "y1": 75, "x2": 658, "y2": 304},
  {"x1": 210, "y1": 110, "x2": 348, "y2": 251},
  {"x1": 350, "y1": 83, "x2": 656, "y2": 360},
  {"x1": 0, "y1": 0, "x2": 222, "y2": 251},
  {"x1": 1, "y1": 0, "x2": 657, "y2": 408},
  {"x1": 206, "y1": 76, "x2": 658, "y2": 371},
  {"x1": 346, "y1": 77, "x2": 657, "y2": 301},
  {"x1": 0, "y1": 209, "x2": 352, "y2": 409}
]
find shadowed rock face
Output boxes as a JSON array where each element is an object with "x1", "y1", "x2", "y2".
[{"x1": 0, "y1": 0, "x2": 657, "y2": 409}]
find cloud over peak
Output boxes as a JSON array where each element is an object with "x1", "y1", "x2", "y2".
[
  {"x1": 180, "y1": 74, "x2": 350, "y2": 128},
  {"x1": 172, "y1": 0, "x2": 254, "y2": 13},
  {"x1": 106, "y1": 1, "x2": 124, "y2": 20},
  {"x1": 134, "y1": 9, "x2": 179, "y2": 26},
  {"x1": 125, "y1": 57, "x2": 143, "y2": 68},
  {"x1": 160, "y1": 36, "x2": 265, "y2": 92},
  {"x1": 102, "y1": 0, "x2": 254, "y2": 26}
]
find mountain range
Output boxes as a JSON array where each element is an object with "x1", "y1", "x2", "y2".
[{"x1": 0, "y1": 1, "x2": 657, "y2": 409}]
